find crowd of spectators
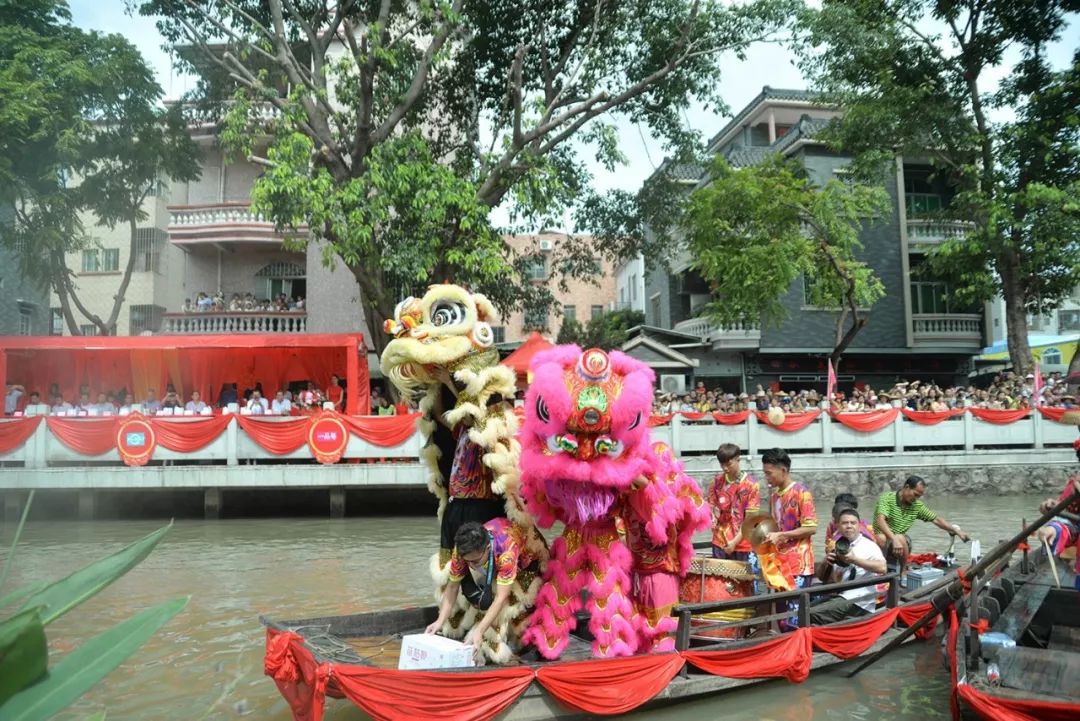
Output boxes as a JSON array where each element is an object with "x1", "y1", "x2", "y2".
[
  {"x1": 180, "y1": 291, "x2": 305, "y2": 314},
  {"x1": 651, "y1": 371, "x2": 1078, "y2": 415}
]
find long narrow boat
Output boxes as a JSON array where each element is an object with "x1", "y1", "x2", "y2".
[
  {"x1": 950, "y1": 546, "x2": 1080, "y2": 720},
  {"x1": 262, "y1": 571, "x2": 944, "y2": 721}
]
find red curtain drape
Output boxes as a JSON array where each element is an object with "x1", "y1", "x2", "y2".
[
  {"x1": 535, "y1": 653, "x2": 684, "y2": 715},
  {"x1": 956, "y1": 684, "x2": 1080, "y2": 721},
  {"x1": 1037, "y1": 407, "x2": 1073, "y2": 423},
  {"x1": 648, "y1": 413, "x2": 673, "y2": 427},
  {"x1": 334, "y1": 665, "x2": 534, "y2": 721},
  {"x1": 812, "y1": 608, "x2": 899, "y2": 659},
  {"x1": 339, "y1": 413, "x2": 419, "y2": 448},
  {"x1": 682, "y1": 627, "x2": 813, "y2": 682},
  {"x1": 45, "y1": 417, "x2": 118, "y2": 456},
  {"x1": 237, "y1": 416, "x2": 311, "y2": 455},
  {"x1": 265, "y1": 630, "x2": 329, "y2": 721},
  {"x1": 901, "y1": 409, "x2": 965, "y2": 425},
  {"x1": 712, "y1": 410, "x2": 751, "y2": 424},
  {"x1": 755, "y1": 410, "x2": 822, "y2": 432},
  {"x1": 968, "y1": 408, "x2": 1030, "y2": 424},
  {"x1": 897, "y1": 601, "x2": 938, "y2": 639},
  {"x1": 829, "y1": 408, "x2": 899, "y2": 432},
  {"x1": 679, "y1": 411, "x2": 706, "y2": 420},
  {"x1": 151, "y1": 416, "x2": 232, "y2": 452},
  {"x1": 0, "y1": 416, "x2": 43, "y2": 454}
]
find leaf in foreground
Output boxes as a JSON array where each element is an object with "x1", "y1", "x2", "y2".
[
  {"x1": 1, "y1": 596, "x2": 189, "y2": 721},
  {"x1": 0, "y1": 581, "x2": 48, "y2": 611},
  {"x1": 0, "y1": 608, "x2": 48, "y2": 706},
  {"x1": 17, "y1": 522, "x2": 172, "y2": 625}
]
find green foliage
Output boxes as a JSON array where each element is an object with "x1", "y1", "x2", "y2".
[
  {"x1": 138, "y1": 0, "x2": 797, "y2": 350},
  {"x1": 682, "y1": 156, "x2": 889, "y2": 359},
  {"x1": 556, "y1": 309, "x2": 646, "y2": 351},
  {"x1": 0, "y1": 519, "x2": 183, "y2": 719},
  {"x1": 795, "y1": 0, "x2": 1080, "y2": 372},
  {"x1": 0, "y1": 0, "x2": 200, "y2": 335}
]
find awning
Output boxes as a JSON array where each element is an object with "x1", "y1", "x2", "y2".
[
  {"x1": 977, "y1": 334, "x2": 1078, "y2": 366},
  {"x1": 500, "y1": 332, "x2": 554, "y2": 375}
]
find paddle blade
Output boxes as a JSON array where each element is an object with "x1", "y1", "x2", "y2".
[
  {"x1": 0, "y1": 608, "x2": 48, "y2": 706},
  {"x1": 1, "y1": 596, "x2": 188, "y2": 721},
  {"x1": 17, "y1": 522, "x2": 173, "y2": 625}
]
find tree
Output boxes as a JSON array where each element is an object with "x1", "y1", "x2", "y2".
[
  {"x1": 139, "y1": 0, "x2": 795, "y2": 356},
  {"x1": 556, "y1": 309, "x2": 645, "y2": 351},
  {"x1": 682, "y1": 156, "x2": 890, "y2": 365},
  {"x1": 795, "y1": 0, "x2": 1080, "y2": 374},
  {"x1": 0, "y1": 0, "x2": 201, "y2": 335}
]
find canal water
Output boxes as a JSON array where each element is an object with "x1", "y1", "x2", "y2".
[{"x1": 0, "y1": 492, "x2": 1054, "y2": 720}]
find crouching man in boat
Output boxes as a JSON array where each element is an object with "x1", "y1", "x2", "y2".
[
  {"x1": 809, "y1": 507, "x2": 887, "y2": 625},
  {"x1": 1034, "y1": 439, "x2": 1080, "y2": 590},
  {"x1": 425, "y1": 518, "x2": 543, "y2": 664}
]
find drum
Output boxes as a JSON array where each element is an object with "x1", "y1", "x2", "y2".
[{"x1": 679, "y1": 556, "x2": 756, "y2": 639}]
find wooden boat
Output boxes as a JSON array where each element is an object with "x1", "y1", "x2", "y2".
[
  {"x1": 262, "y1": 569, "x2": 943, "y2": 721},
  {"x1": 950, "y1": 544, "x2": 1080, "y2": 720}
]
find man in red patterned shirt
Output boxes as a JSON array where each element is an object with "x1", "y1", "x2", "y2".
[{"x1": 707, "y1": 443, "x2": 761, "y2": 561}]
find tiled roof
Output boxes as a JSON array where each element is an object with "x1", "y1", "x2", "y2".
[
  {"x1": 724, "y1": 146, "x2": 774, "y2": 168},
  {"x1": 774, "y1": 115, "x2": 833, "y2": 153},
  {"x1": 706, "y1": 86, "x2": 827, "y2": 152}
]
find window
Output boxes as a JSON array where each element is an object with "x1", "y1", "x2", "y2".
[
  {"x1": 590, "y1": 304, "x2": 603, "y2": 320},
  {"x1": 50, "y1": 308, "x2": 63, "y2": 335},
  {"x1": 650, "y1": 294, "x2": 662, "y2": 326},
  {"x1": 910, "y1": 282, "x2": 976, "y2": 315},
  {"x1": 523, "y1": 307, "x2": 549, "y2": 331},
  {"x1": 80, "y1": 324, "x2": 99, "y2": 336},
  {"x1": 135, "y1": 227, "x2": 167, "y2": 273},
  {"x1": 1042, "y1": 348, "x2": 1062, "y2": 365},
  {"x1": 563, "y1": 305, "x2": 577, "y2": 323},
  {"x1": 103, "y1": 248, "x2": 120, "y2": 272},
  {"x1": 256, "y1": 261, "x2": 307, "y2": 302},
  {"x1": 18, "y1": 306, "x2": 32, "y2": 335},
  {"x1": 491, "y1": 326, "x2": 506, "y2": 344},
  {"x1": 904, "y1": 173, "x2": 945, "y2": 217},
  {"x1": 1059, "y1": 310, "x2": 1080, "y2": 331},
  {"x1": 81, "y1": 250, "x2": 100, "y2": 272},
  {"x1": 803, "y1": 273, "x2": 839, "y2": 308},
  {"x1": 630, "y1": 274, "x2": 637, "y2": 301},
  {"x1": 526, "y1": 258, "x2": 547, "y2": 281},
  {"x1": 130, "y1": 304, "x2": 164, "y2": 335},
  {"x1": 1027, "y1": 313, "x2": 1046, "y2": 331}
]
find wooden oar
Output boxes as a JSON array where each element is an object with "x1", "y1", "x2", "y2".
[{"x1": 847, "y1": 487, "x2": 1080, "y2": 677}]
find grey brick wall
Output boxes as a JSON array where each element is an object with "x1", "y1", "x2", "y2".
[{"x1": 0, "y1": 245, "x2": 49, "y2": 336}]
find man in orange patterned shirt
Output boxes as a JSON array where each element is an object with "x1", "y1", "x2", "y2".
[
  {"x1": 761, "y1": 447, "x2": 818, "y2": 630},
  {"x1": 707, "y1": 443, "x2": 761, "y2": 561}
]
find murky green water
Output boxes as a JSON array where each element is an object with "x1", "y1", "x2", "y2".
[{"x1": 0, "y1": 492, "x2": 1053, "y2": 720}]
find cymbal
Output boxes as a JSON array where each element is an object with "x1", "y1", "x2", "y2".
[{"x1": 741, "y1": 514, "x2": 779, "y2": 552}]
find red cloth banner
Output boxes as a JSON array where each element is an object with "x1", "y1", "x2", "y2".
[
  {"x1": 683, "y1": 627, "x2": 813, "y2": 682},
  {"x1": 968, "y1": 408, "x2": 1030, "y2": 425},
  {"x1": 238, "y1": 416, "x2": 311, "y2": 455},
  {"x1": 265, "y1": 629, "x2": 329, "y2": 721},
  {"x1": 755, "y1": 410, "x2": 822, "y2": 432},
  {"x1": 898, "y1": 601, "x2": 938, "y2": 639},
  {"x1": 902, "y1": 409, "x2": 965, "y2": 425},
  {"x1": 151, "y1": 416, "x2": 232, "y2": 453},
  {"x1": 711, "y1": 410, "x2": 751, "y2": 424},
  {"x1": 535, "y1": 653, "x2": 684, "y2": 715},
  {"x1": 648, "y1": 413, "x2": 674, "y2": 427},
  {"x1": 0, "y1": 416, "x2": 43, "y2": 454},
  {"x1": 1037, "y1": 406, "x2": 1074, "y2": 424},
  {"x1": 46, "y1": 416, "x2": 118, "y2": 456},
  {"x1": 956, "y1": 683, "x2": 1080, "y2": 721},
  {"x1": 679, "y1": 411, "x2": 706, "y2": 420},
  {"x1": 333, "y1": 665, "x2": 534, "y2": 721},
  {"x1": 829, "y1": 408, "x2": 899, "y2": 432},
  {"x1": 812, "y1": 608, "x2": 899, "y2": 659},
  {"x1": 338, "y1": 413, "x2": 418, "y2": 447}
]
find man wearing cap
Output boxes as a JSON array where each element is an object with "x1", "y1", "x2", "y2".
[{"x1": 873, "y1": 476, "x2": 969, "y2": 578}]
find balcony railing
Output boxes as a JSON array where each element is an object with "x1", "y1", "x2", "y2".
[
  {"x1": 906, "y1": 219, "x2": 974, "y2": 248},
  {"x1": 672, "y1": 316, "x2": 761, "y2": 348},
  {"x1": 161, "y1": 312, "x2": 307, "y2": 334},
  {"x1": 912, "y1": 313, "x2": 982, "y2": 347},
  {"x1": 167, "y1": 202, "x2": 307, "y2": 247}
]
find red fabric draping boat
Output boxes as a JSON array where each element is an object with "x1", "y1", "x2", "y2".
[
  {"x1": 829, "y1": 408, "x2": 899, "y2": 432},
  {"x1": 755, "y1": 409, "x2": 822, "y2": 432},
  {"x1": 0, "y1": 416, "x2": 43, "y2": 455}
]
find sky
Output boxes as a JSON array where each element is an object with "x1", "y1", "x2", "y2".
[{"x1": 69, "y1": 2, "x2": 1076, "y2": 222}]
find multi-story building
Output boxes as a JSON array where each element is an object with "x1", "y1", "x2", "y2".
[
  {"x1": 496, "y1": 233, "x2": 618, "y2": 345},
  {"x1": 626, "y1": 86, "x2": 986, "y2": 392},
  {"x1": 0, "y1": 238, "x2": 49, "y2": 337}
]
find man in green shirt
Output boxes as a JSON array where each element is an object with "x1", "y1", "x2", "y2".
[{"x1": 873, "y1": 476, "x2": 969, "y2": 574}]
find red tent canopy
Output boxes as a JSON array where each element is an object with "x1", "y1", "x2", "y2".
[
  {"x1": 0, "y1": 333, "x2": 369, "y2": 415},
  {"x1": 501, "y1": 332, "x2": 554, "y2": 376}
]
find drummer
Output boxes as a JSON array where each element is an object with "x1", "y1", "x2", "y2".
[{"x1": 707, "y1": 443, "x2": 761, "y2": 561}]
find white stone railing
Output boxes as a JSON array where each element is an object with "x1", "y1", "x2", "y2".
[
  {"x1": 673, "y1": 316, "x2": 761, "y2": 342},
  {"x1": 161, "y1": 312, "x2": 307, "y2": 334},
  {"x1": 907, "y1": 219, "x2": 974, "y2": 246},
  {"x1": 169, "y1": 203, "x2": 270, "y2": 228},
  {"x1": 912, "y1": 313, "x2": 982, "y2": 340}
]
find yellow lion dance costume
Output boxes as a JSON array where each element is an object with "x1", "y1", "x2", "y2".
[{"x1": 381, "y1": 283, "x2": 546, "y2": 663}]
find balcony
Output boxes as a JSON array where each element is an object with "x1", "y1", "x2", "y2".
[
  {"x1": 672, "y1": 316, "x2": 761, "y2": 349},
  {"x1": 167, "y1": 203, "x2": 307, "y2": 250},
  {"x1": 912, "y1": 313, "x2": 982, "y2": 349},
  {"x1": 161, "y1": 311, "x2": 307, "y2": 334},
  {"x1": 906, "y1": 219, "x2": 974, "y2": 250}
]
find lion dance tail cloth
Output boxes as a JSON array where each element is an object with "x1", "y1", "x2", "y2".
[
  {"x1": 381, "y1": 284, "x2": 546, "y2": 640},
  {"x1": 519, "y1": 346, "x2": 709, "y2": 659}
]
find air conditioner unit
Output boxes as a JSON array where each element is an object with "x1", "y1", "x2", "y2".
[
  {"x1": 659, "y1": 374, "x2": 686, "y2": 395},
  {"x1": 539, "y1": 239, "x2": 554, "y2": 252}
]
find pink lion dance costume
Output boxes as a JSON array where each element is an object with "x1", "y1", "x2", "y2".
[{"x1": 520, "y1": 346, "x2": 709, "y2": 659}]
